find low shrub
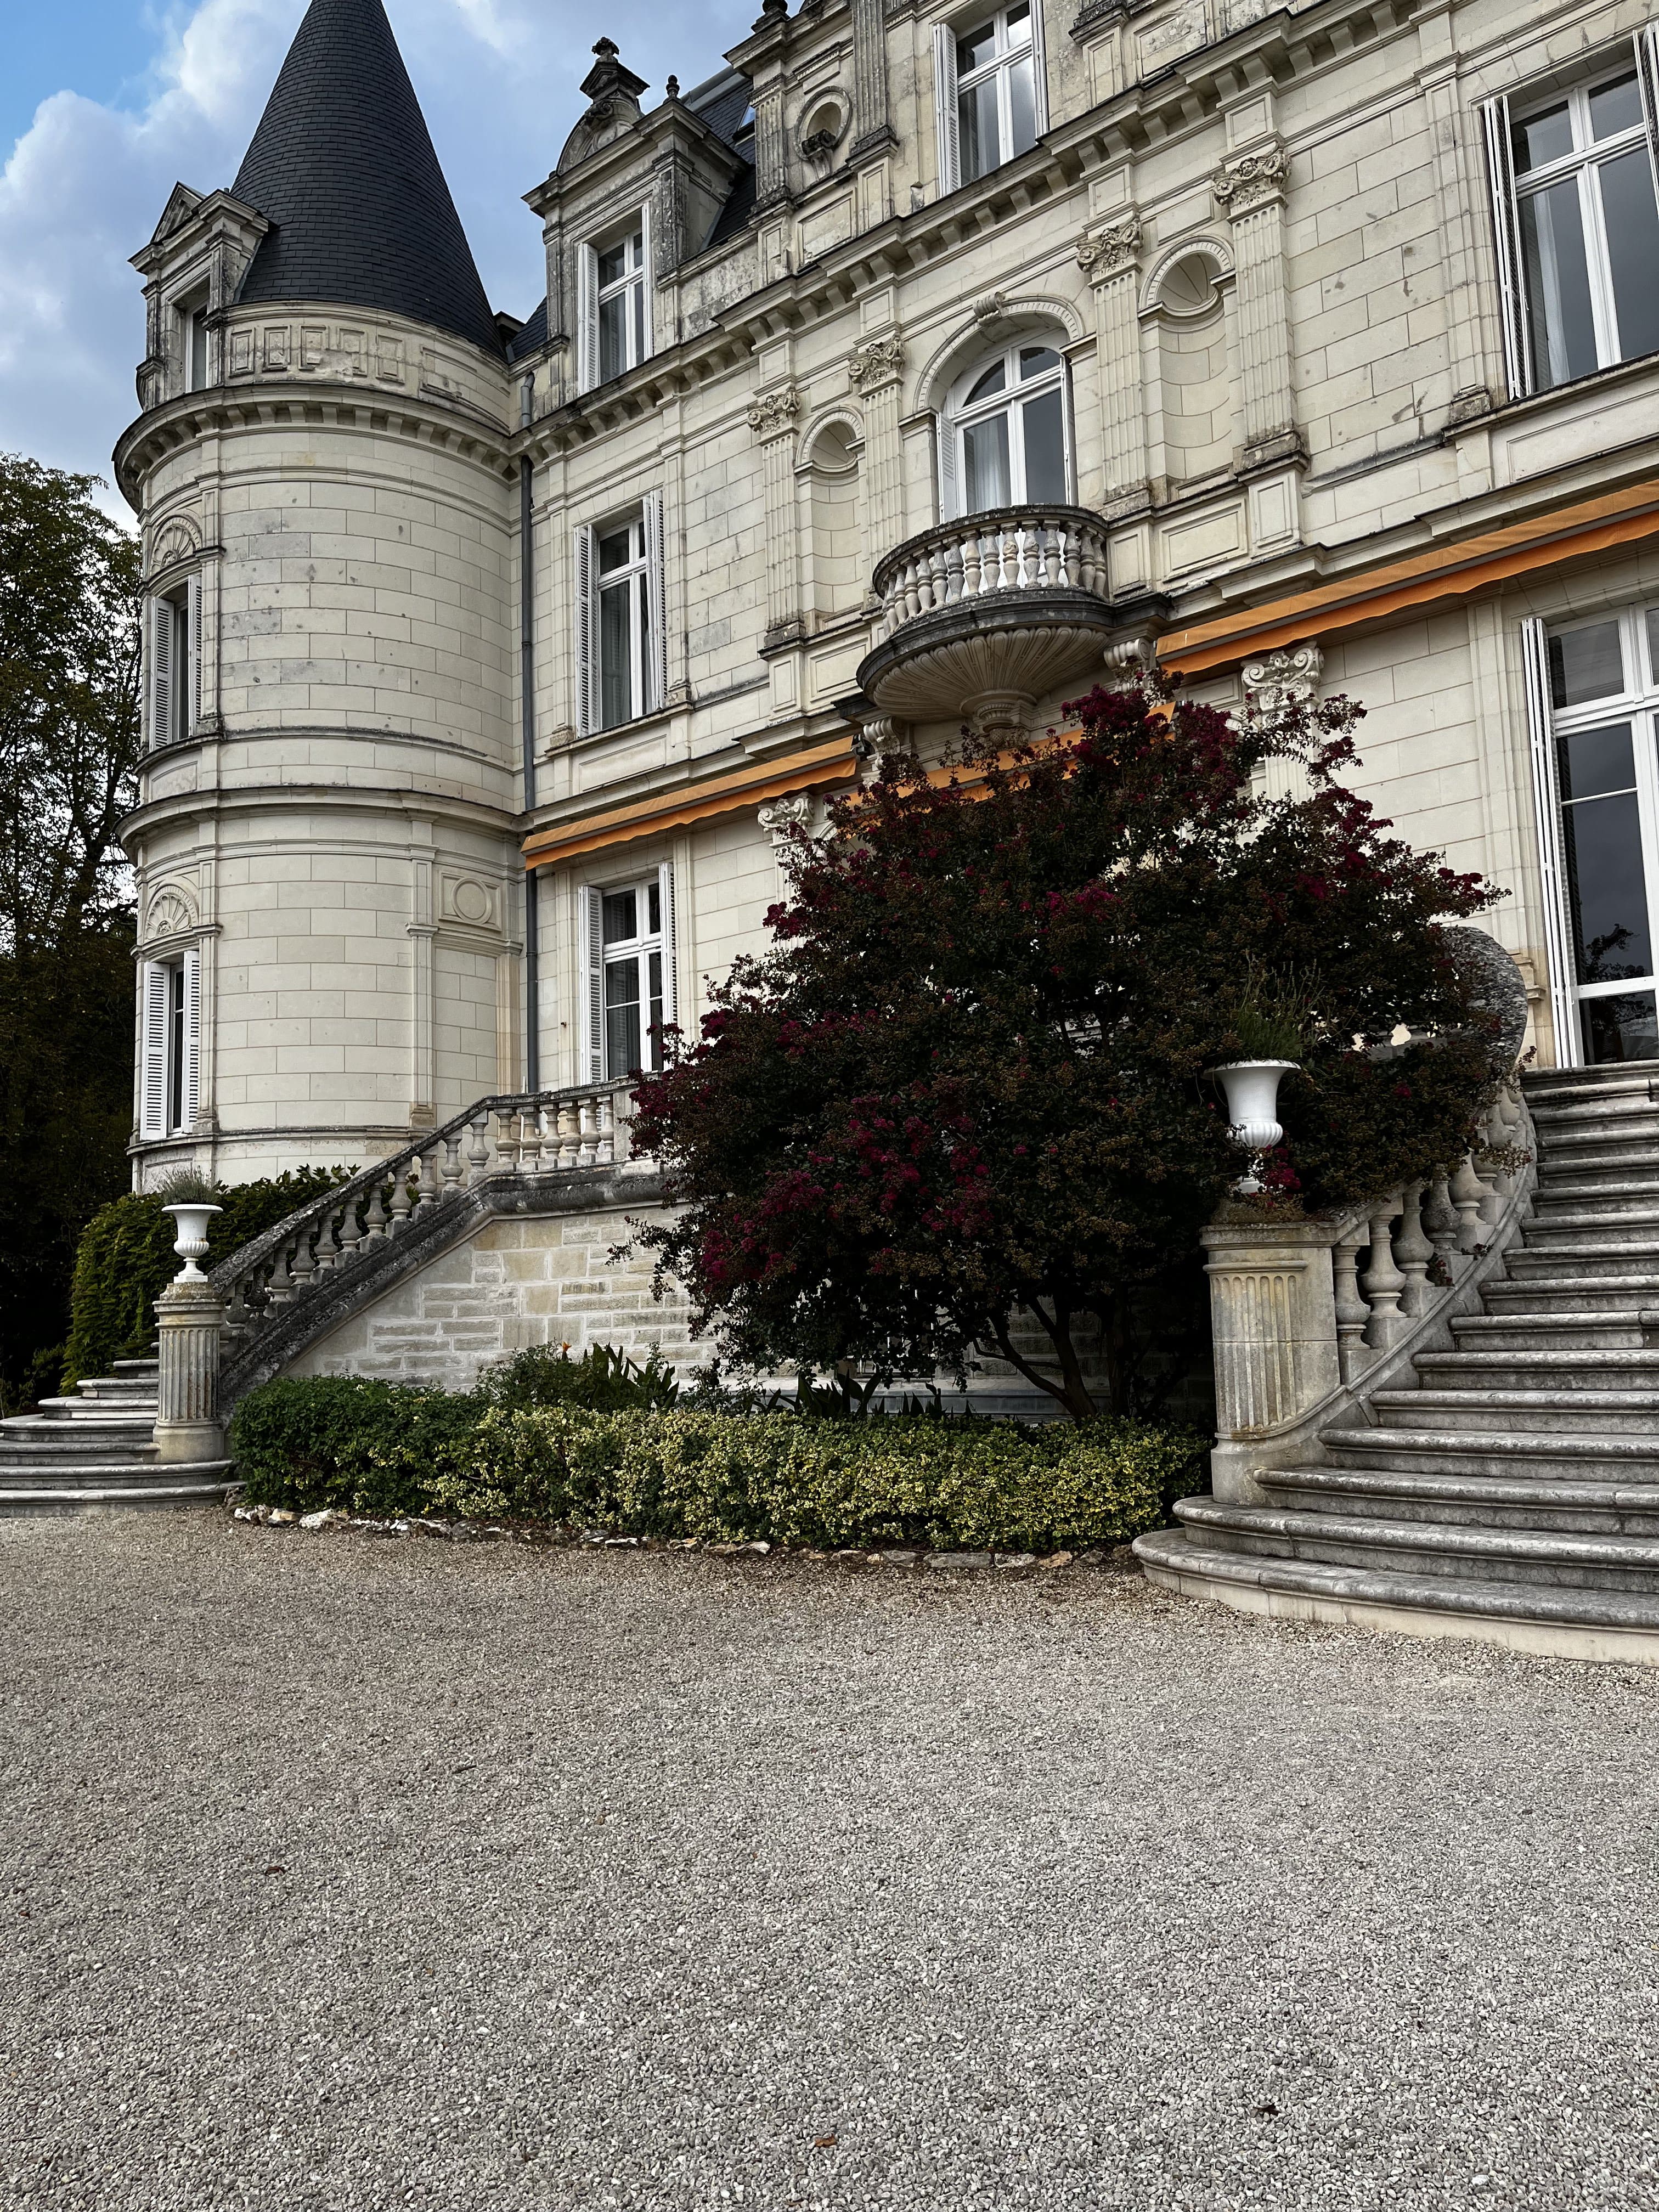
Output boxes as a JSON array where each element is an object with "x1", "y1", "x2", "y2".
[
  {"x1": 230, "y1": 1372, "x2": 1200, "y2": 1551},
  {"x1": 63, "y1": 1167, "x2": 348, "y2": 1390},
  {"x1": 475, "y1": 1342, "x2": 681, "y2": 1415}
]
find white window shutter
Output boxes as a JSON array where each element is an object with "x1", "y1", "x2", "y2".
[
  {"x1": 1519, "y1": 617, "x2": 1579, "y2": 1069},
  {"x1": 639, "y1": 199, "x2": 654, "y2": 359},
  {"x1": 140, "y1": 962, "x2": 168, "y2": 1138},
  {"x1": 1481, "y1": 95, "x2": 1532, "y2": 399},
  {"x1": 642, "y1": 489, "x2": 667, "y2": 714},
  {"x1": 149, "y1": 595, "x2": 172, "y2": 749},
  {"x1": 1029, "y1": 0, "x2": 1051, "y2": 136},
  {"x1": 577, "y1": 242, "x2": 598, "y2": 394},
  {"x1": 186, "y1": 573, "x2": 202, "y2": 736},
  {"x1": 580, "y1": 883, "x2": 606, "y2": 1084},
  {"x1": 182, "y1": 944, "x2": 201, "y2": 1126},
  {"x1": 934, "y1": 23, "x2": 960, "y2": 196},
  {"x1": 574, "y1": 524, "x2": 596, "y2": 736},
  {"x1": 656, "y1": 859, "x2": 678, "y2": 1035},
  {"x1": 1638, "y1": 27, "x2": 1659, "y2": 174},
  {"x1": 937, "y1": 411, "x2": 959, "y2": 522}
]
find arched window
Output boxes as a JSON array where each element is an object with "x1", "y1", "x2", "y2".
[{"x1": 943, "y1": 341, "x2": 1069, "y2": 517}]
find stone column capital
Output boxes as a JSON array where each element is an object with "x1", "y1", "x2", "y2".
[
  {"x1": 847, "y1": 334, "x2": 905, "y2": 392},
  {"x1": 1212, "y1": 140, "x2": 1288, "y2": 219},
  {"x1": 747, "y1": 383, "x2": 803, "y2": 440},
  {"x1": 1076, "y1": 216, "x2": 1142, "y2": 282}
]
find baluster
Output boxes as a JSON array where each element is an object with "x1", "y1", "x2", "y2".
[
  {"x1": 576, "y1": 1098, "x2": 597, "y2": 1168},
  {"x1": 1394, "y1": 1180, "x2": 1434, "y2": 1317},
  {"x1": 1423, "y1": 1173, "x2": 1460, "y2": 1280},
  {"x1": 224, "y1": 1276, "x2": 250, "y2": 1336},
  {"x1": 338, "y1": 1192, "x2": 363, "y2": 1262},
  {"x1": 390, "y1": 1167, "x2": 414, "y2": 1228},
  {"x1": 414, "y1": 1144, "x2": 439, "y2": 1209},
  {"x1": 943, "y1": 538, "x2": 962, "y2": 605},
  {"x1": 962, "y1": 533, "x2": 983, "y2": 597},
  {"x1": 1011, "y1": 527, "x2": 1028, "y2": 589},
  {"x1": 467, "y1": 1114, "x2": 491, "y2": 1184},
  {"x1": 1361, "y1": 1193, "x2": 1408, "y2": 1349},
  {"x1": 553, "y1": 1099, "x2": 576, "y2": 1167},
  {"x1": 363, "y1": 1182, "x2": 388, "y2": 1242},
  {"x1": 290, "y1": 1228, "x2": 317, "y2": 1293},
  {"x1": 1044, "y1": 526, "x2": 1063, "y2": 589},
  {"x1": 312, "y1": 1203, "x2": 342, "y2": 1273},
  {"x1": 521, "y1": 1105, "x2": 545, "y2": 1173},
  {"x1": 1332, "y1": 1228, "x2": 1370, "y2": 1383},
  {"x1": 596, "y1": 1093, "x2": 616, "y2": 1166},
  {"x1": 266, "y1": 1240, "x2": 295, "y2": 1308},
  {"x1": 440, "y1": 1131, "x2": 464, "y2": 1196},
  {"x1": 1448, "y1": 1153, "x2": 1487, "y2": 1252},
  {"x1": 928, "y1": 544, "x2": 949, "y2": 611},
  {"x1": 903, "y1": 562, "x2": 921, "y2": 624},
  {"x1": 494, "y1": 1107, "x2": 521, "y2": 1171}
]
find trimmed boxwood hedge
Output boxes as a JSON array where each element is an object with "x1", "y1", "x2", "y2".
[
  {"x1": 62, "y1": 1170, "x2": 346, "y2": 1391},
  {"x1": 229, "y1": 1373, "x2": 1199, "y2": 1554}
]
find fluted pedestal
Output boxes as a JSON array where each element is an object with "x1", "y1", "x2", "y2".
[{"x1": 154, "y1": 1277, "x2": 227, "y2": 1462}]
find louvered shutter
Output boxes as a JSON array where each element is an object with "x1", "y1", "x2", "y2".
[
  {"x1": 1028, "y1": 0, "x2": 1051, "y2": 136},
  {"x1": 574, "y1": 524, "x2": 596, "y2": 736},
  {"x1": 638, "y1": 200, "x2": 654, "y2": 360},
  {"x1": 182, "y1": 944, "x2": 201, "y2": 1126},
  {"x1": 656, "y1": 860, "x2": 678, "y2": 1036},
  {"x1": 580, "y1": 882, "x2": 606, "y2": 1084},
  {"x1": 150, "y1": 595, "x2": 173, "y2": 749},
  {"x1": 933, "y1": 23, "x2": 961, "y2": 196},
  {"x1": 1638, "y1": 28, "x2": 1659, "y2": 179},
  {"x1": 1481, "y1": 96, "x2": 1533, "y2": 399},
  {"x1": 186, "y1": 573, "x2": 202, "y2": 736},
  {"x1": 937, "y1": 410, "x2": 959, "y2": 522},
  {"x1": 1519, "y1": 618, "x2": 1580, "y2": 1069},
  {"x1": 576, "y1": 242, "x2": 598, "y2": 393},
  {"x1": 139, "y1": 962, "x2": 169, "y2": 1138},
  {"x1": 642, "y1": 490, "x2": 667, "y2": 715}
]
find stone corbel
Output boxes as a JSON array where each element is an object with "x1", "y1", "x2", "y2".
[
  {"x1": 758, "y1": 792, "x2": 814, "y2": 850},
  {"x1": 1241, "y1": 641, "x2": 1322, "y2": 721}
]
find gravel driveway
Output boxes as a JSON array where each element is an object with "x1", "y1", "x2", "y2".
[{"x1": 1, "y1": 1513, "x2": 1654, "y2": 2211}]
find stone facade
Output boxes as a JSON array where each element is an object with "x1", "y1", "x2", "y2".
[{"x1": 115, "y1": 0, "x2": 1659, "y2": 1367}]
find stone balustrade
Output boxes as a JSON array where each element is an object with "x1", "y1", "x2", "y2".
[
  {"x1": 871, "y1": 507, "x2": 1113, "y2": 637},
  {"x1": 1204, "y1": 1074, "x2": 1534, "y2": 1504}
]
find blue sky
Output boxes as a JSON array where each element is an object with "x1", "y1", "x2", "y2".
[{"x1": 0, "y1": 0, "x2": 757, "y2": 514}]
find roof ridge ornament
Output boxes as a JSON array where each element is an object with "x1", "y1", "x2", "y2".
[{"x1": 580, "y1": 38, "x2": 649, "y2": 103}]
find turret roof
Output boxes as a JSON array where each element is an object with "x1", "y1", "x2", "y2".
[{"x1": 231, "y1": 0, "x2": 503, "y2": 358}]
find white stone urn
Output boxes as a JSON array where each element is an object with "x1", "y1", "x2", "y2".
[
  {"x1": 161, "y1": 1202, "x2": 222, "y2": 1280},
  {"x1": 1211, "y1": 1061, "x2": 1300, "y2": 1194}
]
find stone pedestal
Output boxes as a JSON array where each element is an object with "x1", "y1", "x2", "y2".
[
  {"x1": 154, "y1": 1277, "x2": 227, "y2": 1462},
  {"x1": 1202, "y1": 1216, "x2": 1343, "y2": 1503}
]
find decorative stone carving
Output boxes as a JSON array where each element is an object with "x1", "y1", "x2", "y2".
[
  {"x1": 1212, "y1": 142, "x2": 1289, "y2": 218},
  {"x1": 146, "y1": 515, "x2": 202, "y2": 577},
  {"x1": 1241, "y1": 641, "x2": 1322, "y2": 720},
  {"x1": 1076, "y1": 218, "x2": 1142, "y2": 280},
  {"x1": 848, "y1": 334, "x2": 905, "y2": 391},
  {"x1": 758, "y1": 792, "x2": 814, "y2": 849},
  {"x1": 971, "y1": 291, "x2": 1009, "y2": 326},
  {"x1": 145, "y1": 883, "x2": 200, "y2": 941},
  {"x1": 747, "y1": 385, "x2": 802, "y2": 438},
  {"x1": 154, "y1": 1273, "x2": 226, "y2": 1463}
]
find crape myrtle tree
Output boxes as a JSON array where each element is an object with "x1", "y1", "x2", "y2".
[{"x1": 630, "y1": 678, "x2": 1505, "y2": 1420}]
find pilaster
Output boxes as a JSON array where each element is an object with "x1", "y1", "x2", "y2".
[
  {"x1": 849, "y1": 0, "x2": 898, "y2": 161},
  {"x1": 750, "y1": 384, "x2": 805, "y2": 647},
  {"x1": 1211, "y1": 141, "x2": 1302, "y2": 470},
  {"x1": 1076, "y1": 217, "x2": 1149, "y2": 513},
  {"x1": 848, "y1": 334, "x2": 906, "y2": 587}
]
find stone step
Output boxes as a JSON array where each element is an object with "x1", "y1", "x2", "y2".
[
  {"x1": 1524, "y1": 1060, "x2": 1659, "y2": 1098},
  {"x1": 1414, "y1": 1348, "x2": 1659, "y2": 1392},
  {"x1": 1533, "y1": 1147, "x2": 1659, "y2": 1188},
  {"x1": 1531, "y1": 1179, "x2": 1659, "y2": 1216},
  {"x1": 1261, "y1": 1461, "x2": 1659, "y2": 1536},
  {"x1": 72, "y1": 1376, "x2": 162, "y2": 1402},
  {"x1": 1483, "y1": 1272, "x2": 1659, "y2": 1313},
  {"x1": 1503, "y1": 1243, "x2": 1659, "y2": 1282},
  {"x1": 0, "y1": 1470, "x2": 233, "y2": 1517},
  {"x1": 112, "y1": 1358, "x2": 160, "y2": 1376},
  {"x1": 1522, "y1": 1209, "x2": 1659, "y2": 1247},
  {"x1": 0, "y1": 1460, "x2": 174, "y2": 1488},
  {"x1": 1132, "y1": 1527, "x2": 1659, "y2": 1663},
  {"x1": 1322, "y1": 1424, "x2": 1659, "y2": 1481},
  {"x1": 1175, "y1": 1494, "x2": 1659, "y2": 1595},
  {"x1": 1448, "y1": 1310, "x2": 1645, "y2": 1351},
  {"x1": 0, "y1": 1415, "x2": 160, "y2": 1449},
  {"x1": 1530, "y1": 1086, "x2": 1659, "y2": 1127},
  {"x1": 1372, "y1": 1386, "x2": 1659, "y2": 1435}
]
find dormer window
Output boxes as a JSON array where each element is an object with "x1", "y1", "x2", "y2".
[
  {"x1": 934, "y1": 3, "x2": 1048, "y2": 194},
  {"x1": 578, "y1": 212, "x2": 652, "y2": 392}
]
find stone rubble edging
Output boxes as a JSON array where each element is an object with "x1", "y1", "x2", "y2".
[{"x1": 227, "y1": 1498, "x2": 1130, "y2": 1573}]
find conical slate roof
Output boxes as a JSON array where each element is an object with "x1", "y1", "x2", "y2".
[{"x1": 232, "y1": 0, "x2": 503, "y2": 357}]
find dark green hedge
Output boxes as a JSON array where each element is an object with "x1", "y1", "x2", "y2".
[
  {"x1": 230, "y1": 1372, "x2": 1199, "y2": 1553},
  {"x1": 61, "y1": 1169, "x2": 345, "y2": 1391}
]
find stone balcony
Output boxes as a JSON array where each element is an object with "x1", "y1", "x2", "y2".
[{"x1": 854, "y1": 505, "x2": 1128, "y2": 729}]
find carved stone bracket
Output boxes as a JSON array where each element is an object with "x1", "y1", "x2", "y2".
[
  {"x1": 848, "y1": 334, "x2": 905, "y2": 392},
  {"x1": 1076, "y1": 217, "x2": 1142, "y2": 281},
  {"x1": 758, "y1": 792, "x2": 814, "y2": 849},
  {"x1": 1241, "y1": 641, "x2": 1322, "y2": 720},
  {"x1": 1212, "y1": 140, "x2": 1288, "y2": 218},
  {"x1": 747, "y1": 384, "x2": 803, "y2": 439}
]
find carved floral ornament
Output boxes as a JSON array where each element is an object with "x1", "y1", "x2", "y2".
[
  {"x1": 747, "y1": 385, "x2": 803, "y2": 438},
  {"x1": 847, "y1": 334, "x2": 905, "y2": 392},
  {"x1": 146, "y1": 515, "x2": 202, "y2": 578},
  {"x1": 1075, "y1": 216, "x2": 1142, "y2": 280},
  {"x1": 1241, "y1": 641, "x2": 1322, "y2": 720},
  {"x1": 1211, "y1": 142, "x2": 1289, "y2": 218},
  {"x1": 758, "y1": 792, "x2": 814, "y2": 847}
]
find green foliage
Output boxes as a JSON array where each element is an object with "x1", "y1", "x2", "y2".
[
  {"x1": 150, "y1": 1167, "x2": 223, "y2": 1205},
  {"x1": 230, "y1": 1372, "x2": 1200, "y2": 1551},
  {"x1": 475, "y1": 1341, "x2": 682, "y2": 1415},
  {"x1": 628, "y1": 678, "x2": 1505, "y2": 1419},
  {"x1": 62, "y1": 1169, "x2": 347, "y2": 1390}
]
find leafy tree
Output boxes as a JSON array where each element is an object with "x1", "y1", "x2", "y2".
[
  {"x1": 630, "y1": 679, "x2": 1505, "y2": 1420},
  {"x1": 0, "y1": 455, "x2": 144, "y2": 1404}
]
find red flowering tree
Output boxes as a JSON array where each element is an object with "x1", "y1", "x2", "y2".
[{"x1": 629, "y1": 680, "x2": 1504, "y2": 1419}]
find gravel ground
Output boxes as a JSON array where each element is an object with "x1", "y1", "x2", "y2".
[{"x1": 1, "y1": 1513, "x2": 1655, "y2": 2212}]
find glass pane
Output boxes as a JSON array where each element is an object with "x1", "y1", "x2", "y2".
[
  {"x1": 957, "y1": 19, "x2": 997, "y2": 72},
  {"x1": 1585, "y1": 990, "x2": 1659, "y2": 1064},
  {"x1": 648, "y1": 879, "x2": 661, "y2": 935},
  {"x1": 1558, "y1": 721, "x2": 1637, "y2": 800},
  {"x1": 966, "y1": 360, "x2": 1007, "y2": 403},
  {"x1": 1514, "y1": 100, "x2": 1573, "y2": 175},
  {"x1": 1008, "y1": 54, "x2": 1037, "y2": 158},
  {"x1": 958, "y1": 75, "x2": 1000, "y2": 183},
  {"x1": 1647, "y1": 608, "x2": 1659, "y2": 687},
  {"x1": 1520, "y1": 177, "x2": 1599, "y2": 388},
  {"x1": 962, "y1": 412, "x2": 1012, "y2": 512},
  {"x1": 1598, "y1": 147, "x2": 1659, "y2": 364},
  {"x1": 605, "y1": 955, "x2": 641, "y2": 1081},
  {"x1": 1548, "y1": 620, "x2": 1624, "y2": 707},
  {"x1": 1588, "y1": 74, "x2": 1643, "y2": 143},
  {"x1": 600, "y1": 582, "x2": 634, "y2": 728},
  {"x1": 631, "y1": 279, "x2": 646, "y2": 364},
  {"x1": 599, "y1": 293, "x2": 626, "y2": 382},
  {"x1": 597, "y1": 526, "x2": 633, "y2": 575},
  {"x1": 1020, "y1": 387, "x2": 1066, "y2": 504},
  {"x1": 596, "y1": 239, "x2": 629, "y2": 289},
  {"x1": 189, "y1": 312, "x2": 208, "y2": 391},
  {"x1": 648, "y1": 950, "x2": 664, "y2": 1071},
  {"x1": 602, "y1": 888, "x2": 637, "y2": 945},
  {"x1": 1005, "y1": 2, "x2": 1031, "y2": 42},
  {"x1": 1019, "y1": 346, "x2": 1060, "y2": 380},
  {"x1": 1561, "y1": 790, "x2": 1653, "y2": 981}
]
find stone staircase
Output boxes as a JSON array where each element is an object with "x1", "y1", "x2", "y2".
[
  {"x1": 1136, "y1": 1063, "x2": 1659, "y2": 1663},
  {"x1": 0, "y1": 1359, "x2": 231, "y2": 1516}
]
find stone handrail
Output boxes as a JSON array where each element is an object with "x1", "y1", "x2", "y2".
[
  {"x1": 1202, "y1": 1071, "x2": 1536, "y2": 1505},
  {"x1": 207, "y1": 1080, "x2": 637, "y2": 1350},
  {"x1": 872, "y1": 505, "x2": 1112, "y2": 639}
]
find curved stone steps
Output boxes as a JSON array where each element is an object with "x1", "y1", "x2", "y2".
[
  {"x1": 1259, "y1": 1461, "x2": 1659, "y2": 1536},
  {"x1": 1321, "y1": 1424, "x2": 1659, "y2": 1481}
]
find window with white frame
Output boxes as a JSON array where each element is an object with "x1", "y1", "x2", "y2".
[
  {"x1": 1522, "y1": 602, "x2": 1659, "y2": 1067},
  {"x1": 139, "y1": 949, "x2": 200, "y2": 1138},
  {"x1": 580, "y1": 867, "x2": 676, "y2": 1084},
  {"x1": 179, "y1": 294, "x2": 210, "y2": 392},
  {"x1": 574, "y1": 495, "x2": 665, "y2": 735},
  {"x1": 578, "y1": 211, "x2": 652, "y2": 392},
  {"x1": 934, "y1": 3, "x2": 1046, "y2": 194},
  {"x1": 148, "y1": 578, "x2": 200, "y2": 748},
  {"x1": 941, "y1": 341, "x2": 1069, "y2": 517},
  {"x1": 1483, "y1": 36, "x2": 1659, "y2": 396}
]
